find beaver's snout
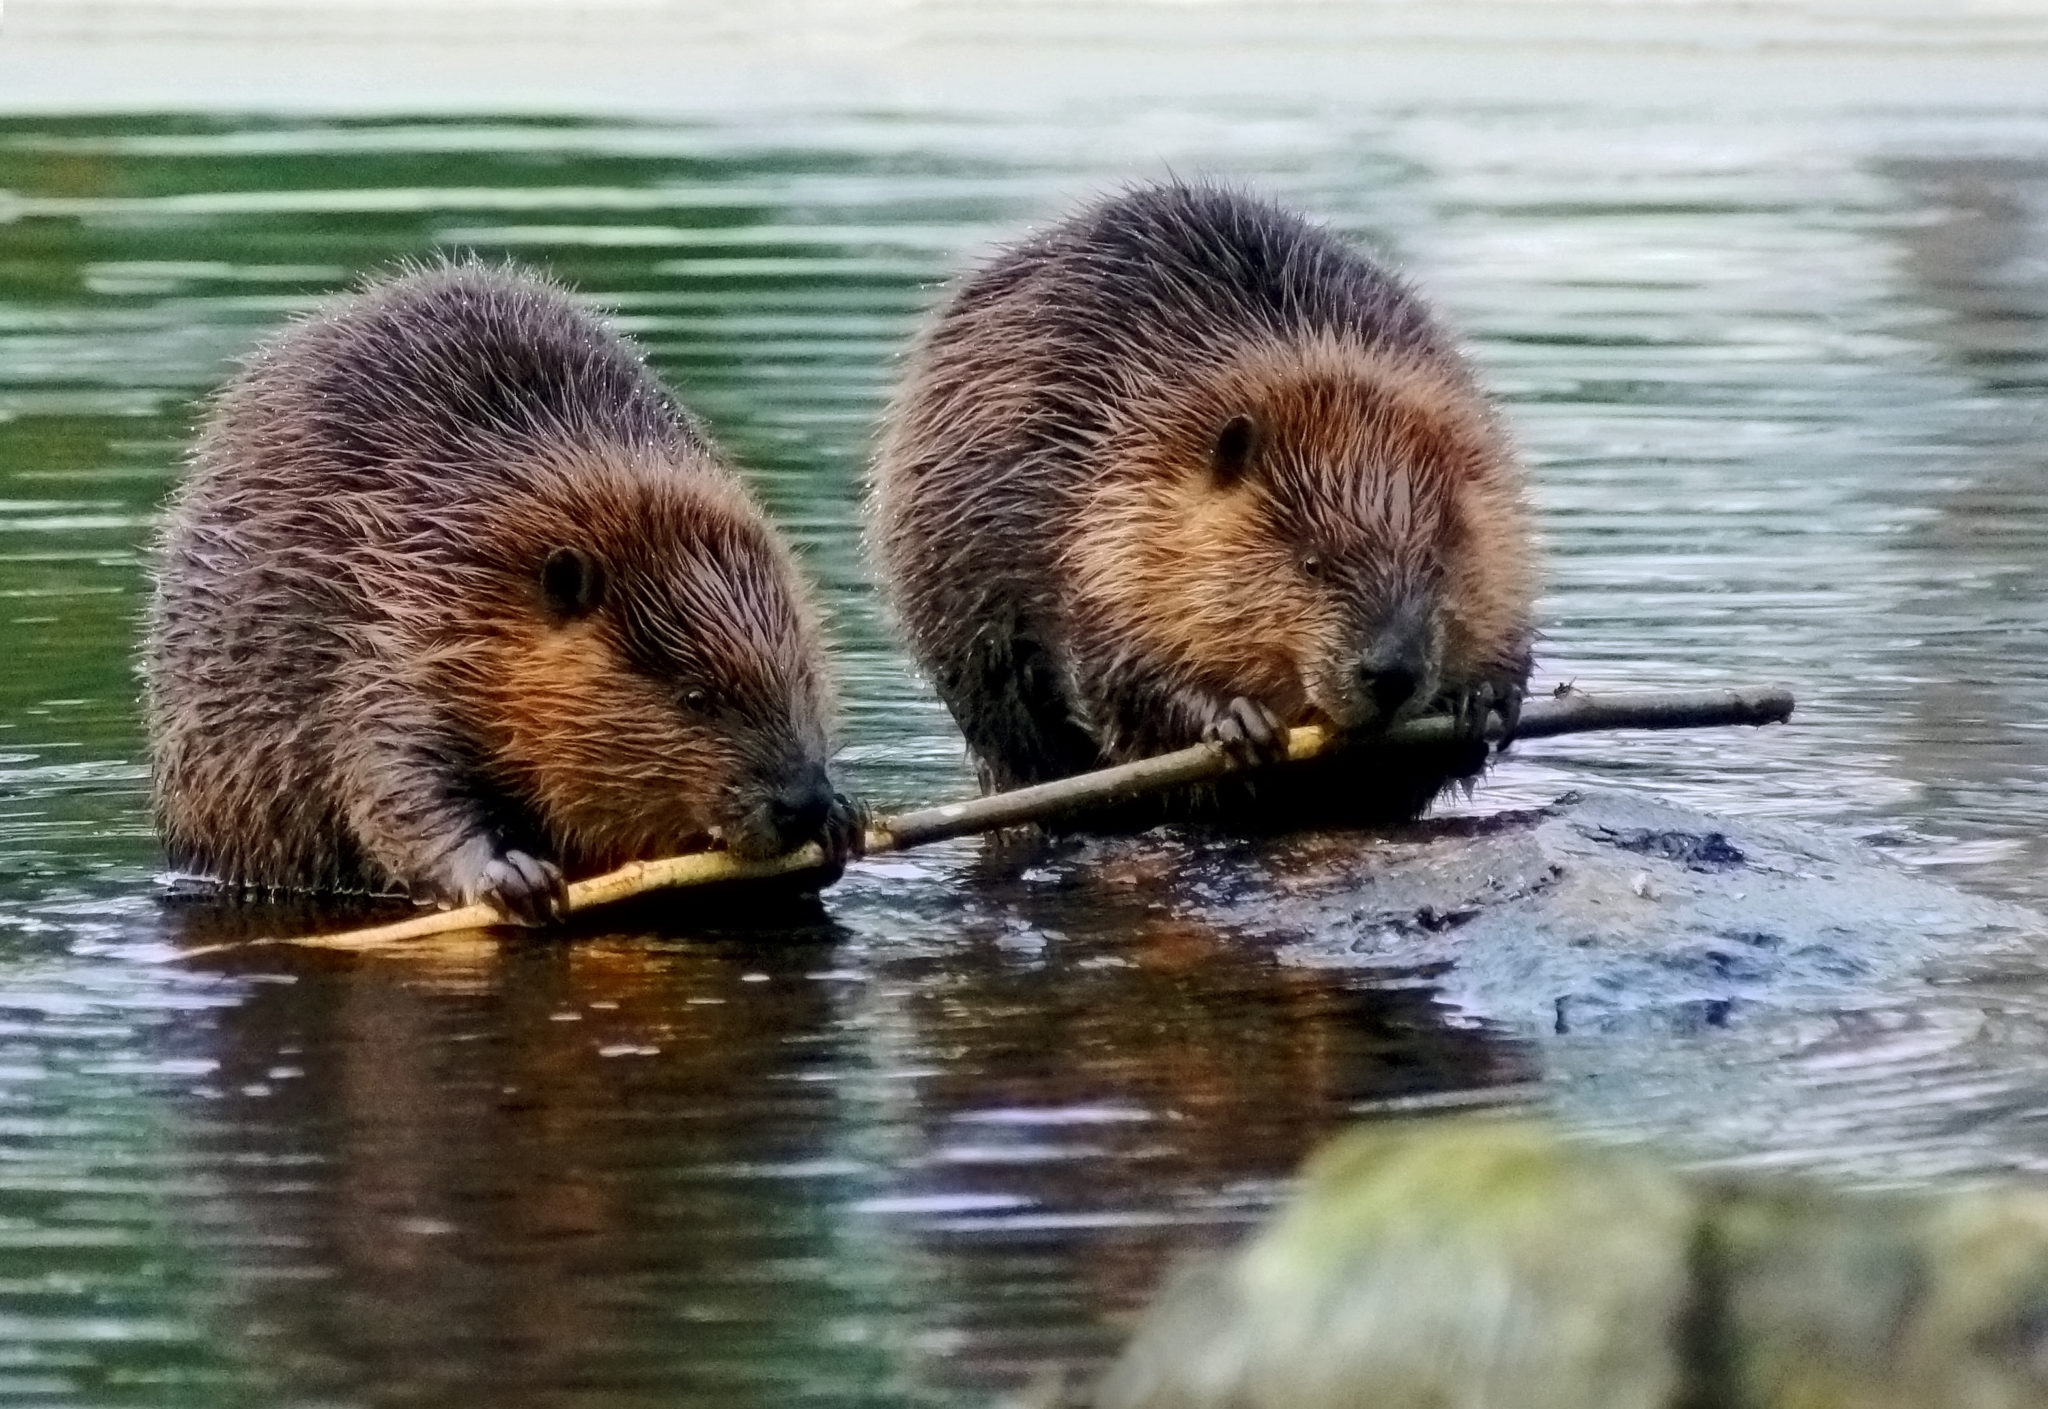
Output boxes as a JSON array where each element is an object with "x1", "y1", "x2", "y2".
[
  {"x1": 730, "y1": 756, "x2": 842, "y2": 859},
  {"x1": 1316, "y1": 603, "x2": 1437, "y2": 732},
  {"x1": 767, "y1": 759, "x2": 836, "y2": 851},
  {"x1": 1358, "y1": 660, "x2": 1421, "y2": 720}
]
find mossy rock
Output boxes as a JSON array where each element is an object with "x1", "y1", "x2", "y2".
[{"x1": 1090, "y1": 1120, "x2": 2048, "y2": 1409}]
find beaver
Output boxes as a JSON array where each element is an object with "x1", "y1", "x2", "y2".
[
  {"x1": 146, "y1": 261, "x2": 857, "y2": 923},
  {"x1": 869, "y1": 182, "x2": 1537, "y2": 821}
]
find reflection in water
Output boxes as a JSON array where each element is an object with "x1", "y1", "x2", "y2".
[
  {"x1": 168, "y1": 877, "x2": 1517, "y2": 1406},
  {"x1": 195, "y1": 929, "x2": 863, "y2": 1406},
  {"x1": 841, "y1": 837, "x2": 1526, "y2": 1397},
  {"x1": 0, "y1": 60, "x2": 2046, "y2": 1407},
  {"x1": 1878, "y1": 156, "x2": 2048, "y2": 888}
]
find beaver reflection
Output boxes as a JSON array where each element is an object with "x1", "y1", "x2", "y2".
[
  {"x1": 168, "y1": 836, "x2": 1525, "y2": 1406},
  {"x1": 1879, "y1": 156, "x2": 2048, "y2": 899},
  {"x1": 844, "y1": 830, "x2": 1531, "y2": 1397},
  {"x1": 180, "y1": 917, "x2": 864, "y2": 1408}
]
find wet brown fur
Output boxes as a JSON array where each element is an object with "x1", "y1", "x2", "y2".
[
  {"x1": 870, "y1": 183, "x2": 1537, "y2": 819},
  {"x1": 147, "y1": 261, "x2": 845, "y2": 907}
]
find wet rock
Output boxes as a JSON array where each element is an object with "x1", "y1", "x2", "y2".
[
  {"x1": 1204, "y1": 790, "x2": 2048, "y2": 1032},
  {"x1": 1088, "y1": 1120, "x2": 2048, "y2": 1409}
]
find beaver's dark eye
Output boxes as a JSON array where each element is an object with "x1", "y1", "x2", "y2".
[
  {"x1": 681, "y1": 686, "x2": 710, "y2": 713},
  {"x1": 1212, "y1": 414, "x2": 1259, "y2": 487},
  {"x1": 540, "y1": 545, "x2": 605, "y2": 620},
  {"x1": 1301, "y1": 553, "x2": 1325, "y2": 581}
]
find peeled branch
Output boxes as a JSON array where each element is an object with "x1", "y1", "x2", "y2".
[{"x1": 189, "y1": 684, "x2": 1794, "y2": 954}]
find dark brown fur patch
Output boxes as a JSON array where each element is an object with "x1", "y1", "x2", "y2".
[
  {"x1": 147, "y1": 261, "x2": 839, "y2": 899},
  {"x1": 869, "y1": 183, "x2": 1538, "y2": 817}
]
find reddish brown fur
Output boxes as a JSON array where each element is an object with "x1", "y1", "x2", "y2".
[
  {"x1": 1072, "y1": 337, "x2": 1534, "y2": 738},
  {"x1": 147, "y1": 262, "x2": 850, "y2": 917},
  {"x1": 870, "y1": 184, "x2": 1538, "y2": 818}
]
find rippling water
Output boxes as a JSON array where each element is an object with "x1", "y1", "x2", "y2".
[{"x1": 2, "y1": 23, "x2": 2048, "y2": 1404}]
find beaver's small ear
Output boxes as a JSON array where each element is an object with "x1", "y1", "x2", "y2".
[
  {"x1": 540, "y1": 545, "x2": 606, "y2": 620},
  {"x1": 1212, "y1": 414, "x2": 1259, "y2": 487}
]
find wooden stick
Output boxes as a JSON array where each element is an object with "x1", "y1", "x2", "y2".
[
  {"x1": 220, "y1": 845, "x2": 836, "y2": 952},
  {"x1": 185, "y1": 684, "x2": 1793, "y2": 955},
  {"x1": 874, "y1": 684, "x2": 1793, "y2": 848}
]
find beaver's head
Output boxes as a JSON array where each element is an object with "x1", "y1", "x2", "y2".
[
  {"x1": 1070, "y1": 337, "x2": 1535, "y2": 733},
  {"x1": 448, "y1": 445, "x2": 840, "y2": 872}
]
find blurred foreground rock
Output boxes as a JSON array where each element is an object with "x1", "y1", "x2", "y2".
[{"x1": 1088, "y1": 1120, "x2": 2048, "y2": 1409}]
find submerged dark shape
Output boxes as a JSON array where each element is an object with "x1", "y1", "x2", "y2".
[
  {"x1": 870, "y1": 181, "x2": 1537, "y2": 821},
  {"x1": 146, "y1": 261, "x2": 855, "y2": 922}
]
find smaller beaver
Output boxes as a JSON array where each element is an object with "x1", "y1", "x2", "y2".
[
  {"x1": 870, "y1": 183, "x2": 1537, "y2": 821},
  {"x1": 146, "y1": 261, "x2": 857, "y2": 922}
]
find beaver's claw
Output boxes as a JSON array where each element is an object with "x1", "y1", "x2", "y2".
[
  {"x1": 1202, "y1": 695, "x2": 1289, "y2": 767},
  {"x1": 1496, "y1": 681, "x2": 1525, "y2": 749},
  {"x1": 435, "y1": 837, "x2": 567, "y2": 926},
  {"x1": 815, "y1": 792, "x2": 865, "y2": 884},
  {"x1": 478, "y1": 848, "x2": 568, "y2": 926},
  {"x1": 1449, "y1": 679, "x2": 1526, "y2": 754}
]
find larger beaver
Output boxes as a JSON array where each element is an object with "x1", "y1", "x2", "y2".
[
  {"x1": 147, "y1": 262, "x2": 856, "y2": 922},
  {"x1": 870, "y1": 183, "x2": 1537, "y2": 821}
]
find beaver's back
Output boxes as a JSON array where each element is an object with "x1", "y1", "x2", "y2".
[
  {"x1": 179, "y1": 263, "x2": 699, "y2": 524},
  {"x1": 879, "y1": 184, "x2": 1455, "y2": 530},
  {"x1": 147, "y1": 263, "x2": 707, "y2": 890}
]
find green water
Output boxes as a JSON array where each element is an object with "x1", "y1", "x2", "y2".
[{"x1": 0, "y1": 91, "x2": 2046, "y2": 1406}]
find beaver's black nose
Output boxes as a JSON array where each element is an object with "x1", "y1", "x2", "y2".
[
  {"x1": 767, "y1": 761, "x2": 835, "y2": 848},
  {"x1": 1359, "y1": 664, "x2": 1420, "y2": 718}
]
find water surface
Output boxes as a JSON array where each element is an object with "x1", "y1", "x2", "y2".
[{"x1": 1, "y1": 33, "x2": 2047, "y2": 1406}]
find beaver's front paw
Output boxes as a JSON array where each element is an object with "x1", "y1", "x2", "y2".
[
  {"x1": 1201, "y1": 695, "x2": 1289, "y2": 767},
  {"x1": 479, "y1": 849, "x2": 568, "y2": 925},
  {"x1": 816, "y1": 792, "x2": 866, "y2": 884},
  {"x1": 1493, "y1": 679, "x2": 1525, "y2": 750},
  {"x1": 436, "y1": 837, "x2": 567, "y2": 926},
  {"x1": 1448, "y1": 679, "x2": 1526, "y2": 754}
]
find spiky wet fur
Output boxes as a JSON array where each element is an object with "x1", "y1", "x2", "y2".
[
  {"x1": 870, "y1": 183, "x2": 1536, "y2": 821},
  {"x1": 146, "y1": 261, "x2": 837, "y2": 899}
]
